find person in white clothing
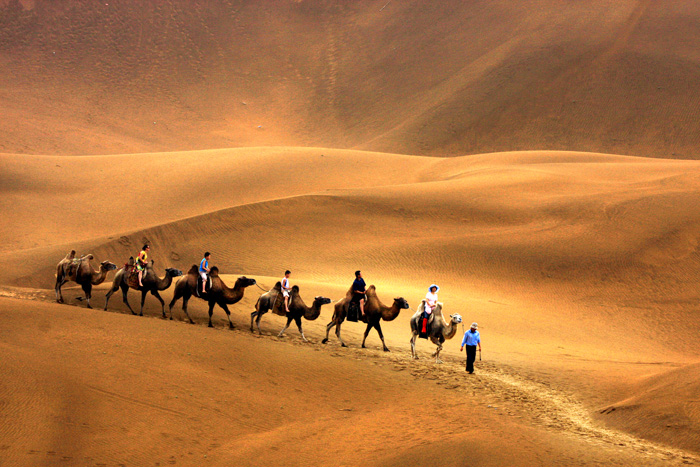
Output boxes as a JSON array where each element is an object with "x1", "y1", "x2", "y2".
[
  {"x1": 420, "y1": 284, "x2": 440, "y2": 334},
  {"x1": 281, "y1": 270, "x2": 292, "y2": 312},
  {"x1": 424, "y1": 284, "x2": 439, "y2": 316}
]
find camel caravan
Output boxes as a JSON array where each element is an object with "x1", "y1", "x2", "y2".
[{"x1": 54, "y1": 250, "x2": 480, "y2": 366}]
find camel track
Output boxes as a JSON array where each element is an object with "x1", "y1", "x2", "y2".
[{"x1": 11, "y1": 285, "x2": 697, "y2": 465}]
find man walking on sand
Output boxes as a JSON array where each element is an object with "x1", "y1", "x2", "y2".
[{"x1": 460, "y1": 322, "x2": 481, "y2": 374}]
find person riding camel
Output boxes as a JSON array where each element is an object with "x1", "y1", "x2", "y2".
[
  {"x1": 351, "y1": 270, "x2": 367, "y2": 318},
  {"x1": 199, "y1": 252, "x2": 211, "y2": 294},
  {"x1": 421, "y1": 284, "x2": 439, "y2": 334},
  {"x1": 136, "y1": 244, "x2": 150, "y2": 287},
  {"x1": 281, "y1": 270, "x2": 292, "y2": 313}
]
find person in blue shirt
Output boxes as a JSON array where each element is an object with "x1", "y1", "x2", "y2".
[
  {"x1": 199, "y1": 252, "x2": 211, "y2": 294},
  {"x1": 351, "y1": 270, "x2": 367, "y2": 318},
  {"x1": 460, "y1": 322, "x2": 481, "y2": 374}
]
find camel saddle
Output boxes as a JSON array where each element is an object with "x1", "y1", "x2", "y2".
[
  {"x1": 418, "y1": 300, "x2": 435, "y2": 339},
  {"x1": 346, "y1": 300, "x2": 365, "y2": 323},
  {"x1": 126, "y1": 265, "x2": 140, "y2": 289}
]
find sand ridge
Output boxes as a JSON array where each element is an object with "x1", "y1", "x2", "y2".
[{"x1": 3, "y1": 1, "x2": 700, "y2": 157}]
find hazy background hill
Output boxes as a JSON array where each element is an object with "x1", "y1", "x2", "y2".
[{"x1": 2, "y1": 0, "x2": 700, "y2": 157}]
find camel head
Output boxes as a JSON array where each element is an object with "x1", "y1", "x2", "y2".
[
  {"x1": 100, "y1": 261, "x2": 118, "y2": 272},
  {"x1": 237, "y1": 276, "x2": 257, "y2": 287},
  {"x1": 393, "y1": 297, "x2": 410, "y2": 310},
  {"x1": 450, "y1": 313, "x2": 463, "y2": 324},
  {"x1": 314, "y1": 296, "x2": 332, "y2": 306},
  {"x1": 165, "y1": 268, "x2": 184, "y2": 277}
]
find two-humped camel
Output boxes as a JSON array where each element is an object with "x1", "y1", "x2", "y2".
[
  {"x1": 168, "y1": 265, "x2": 256, "y2": 328},
  {"x1": 55, "y1": 250, "x2": 117, "y2": 308},
  {"x1": 322, "y1": 285, "x2": 409, "y2": 352},
  {"x1": 250, "y1": 282, "x2": 331, "y2": 341},
  {"x1": 409, "y1": 301, "x2": 462, "y2": 363},
  {"x1": 104, "y1": 259, "x2": 183, "y2": 317}
]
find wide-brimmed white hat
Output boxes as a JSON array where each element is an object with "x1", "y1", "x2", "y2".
[
  {"x1": 470, "y1": 322, "x2": 478, "y2": 329},
  {"x1": 429, "y1": 284, "x2": 440, "y2": 292}
]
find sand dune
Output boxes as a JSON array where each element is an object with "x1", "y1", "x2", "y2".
[
  {"x1": 599, "y1": 363, "x2": 700, "y2": 454},
  {"x1": 2, "y1": 147, "x2": 700, "y2": 464},
  {"x1": 2, "y1": 1, "x2": 700, "y2": 157}
]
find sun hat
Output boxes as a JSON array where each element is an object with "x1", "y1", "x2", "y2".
[
  {"x1": 428, "y1": 284, "x2": 440, "y2": 292},
  {"x1": 471, "y1": 322, "x2": 478, "y2": 329}
]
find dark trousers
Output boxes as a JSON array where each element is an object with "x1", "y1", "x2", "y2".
[{"x1": 465, "y1": 345, "x2": 477, "y2": 373}]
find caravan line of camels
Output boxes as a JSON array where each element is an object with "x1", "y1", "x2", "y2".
[{"x1": 54, "y1": 250, "x2": 463, "y2": 361}]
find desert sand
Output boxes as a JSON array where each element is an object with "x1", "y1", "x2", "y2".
[{"x1": 2, "y1": 1, "x2": 700, "y2": 466}]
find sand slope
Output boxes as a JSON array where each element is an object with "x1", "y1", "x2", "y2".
[{"x1": 2, "y1": 1, "x2": 700, "y2": 157}]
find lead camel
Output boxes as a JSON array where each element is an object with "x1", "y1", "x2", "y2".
[
  {"x1": 409, "y1": 301, "x2": 462, "y2": 363},
  {"x1": 322, "y1": 285, "x2": 409, "y2": 352},
  {"x1": 168, "y1": 265, "x2": 256, "y2": 328}
]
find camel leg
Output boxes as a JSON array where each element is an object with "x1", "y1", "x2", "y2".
[
  {"x1": 207, "y1": 301, "x2": 216, "y2": 327},
  {"x1": 336, "y1": 321, "x2": 347, "y2": 347},
  {"x1": 81, "y1": 283, "x2": 93, "y2": 309},
  {"x1": 120, "y1": 284, "x2": 136, "y2": 315},
  {"x1": 322, "y1": 319, "x2": 336, "y2": 344},
  {"x1": 168, "y1": 289, "x2": 180, "y2": 320},
  {"x1": 55, "y1": 276, "x2": 66, "y2": 303},
  {"x1": 179, "y1": 293, "x2": 194, "y2": 324},
  {"x1": 435, "y1": 343, "x2": 443, "y2": 364},
  {"x1": 410, "y1": 332, "x2": 419, "y2": 359},
  {"x1": 278, "y1": 315, "x2": 293, "y2": 337},
  {"x1": 294, "y1": 316, "x2": 307, "y2": 342},
  {"x1": 250, "y1": 311, "x2": 258, "y2": 332},
  {"x1": 374, "y1": 322, "x2": 389, "y2": 352},
  {"x1": 139, "y1": 289, "x2": 148, "y2": 316},
  {"x1": 216, "y1": 301, "x2": 235, "y2": 330},
  {"x1": 361, "y1": 322, "x2": 373, "y2": 349},
  {"x1": 104, "y1": 282, "x2": 119, "y2": 311},
  {"x1": 151, "y1": 290, "x2": 166, "y2": 318},
  {"x1": 255, "y1": 309, "x2": 267, "y2": 335}
]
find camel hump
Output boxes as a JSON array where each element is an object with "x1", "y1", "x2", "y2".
[
  {"x1": 292, "y1": 285, "x2": 300, "y2": 293},
  {"x1": 65, "y1": 250, "x2": 76, "y2": 260},
  {"x1": 187, "y1": 264, "x2": 199, "y2": 275},
  {"x1": 209, "y1": 266, "x2": 219, "y2": 277},
  {"x1": 366, "y1": 285, "x2": 376, "y2": 295},
  {"x1": 273, "y1": 281, "x2": 282, "y2": 291}
]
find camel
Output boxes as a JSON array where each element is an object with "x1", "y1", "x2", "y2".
[
  {"x1": 168, "y1": 265, "x2": 256, "y2": 329},
  {"x1": 250, "y1": 282, "x2": 331, "y2": 342},
  {"x1": 409, "y1": 301, "x2": 462, "y2": 363},
  {"x1": 54, "y1": 251, "x2": 117, "y2": 308},
  {"x1": 104, "y1": 259, "x2": 183, "y2": 317},
  {"x1": 322, "y1": 285, "x2": 409, "y2": 352}
]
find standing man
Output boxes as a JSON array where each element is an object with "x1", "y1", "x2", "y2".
[
  {"x1": 199, "y1": 252, "x2": 211, "y2": 294},
  {"x1": 351, "y1": 270, "x2": 367, "y2": 318},
  {"x1": 281, "y1": 270, "x2": 292, "y2": 313},
  {"x1": 460, "y1": 322, "x2": 481, "y2": 374}
]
